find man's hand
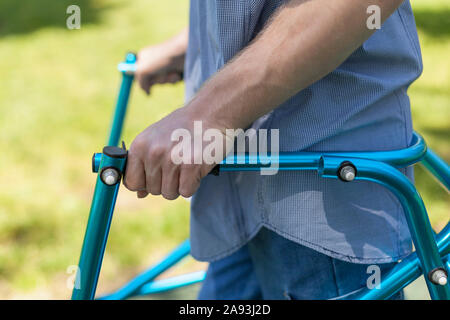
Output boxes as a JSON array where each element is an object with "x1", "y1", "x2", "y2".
[
  {"x1": 125, "y1": 0, "x2": 405, "y2": 200},
  {"x1": 124, "y1": 107, "x2": 228, "y2": 200},
  {"x1": 136, "y1": 29, "x2": 188, "y2": 95}
]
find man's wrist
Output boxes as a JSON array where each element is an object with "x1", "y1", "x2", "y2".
[{"x1": 167, "y1": 28, "x2": 188, "y2": 56}]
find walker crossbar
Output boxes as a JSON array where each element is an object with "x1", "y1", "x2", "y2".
[{"x1": 71, "y1": 54, "x2": 450, "y2": 300}]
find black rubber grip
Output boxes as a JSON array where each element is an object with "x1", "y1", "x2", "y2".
[
  {"x1": 209, "y1": 165, "x2": 220, "y2": 176},
  {"x1": 103, "y1": 146, "x2": 128, "y2": 159}
]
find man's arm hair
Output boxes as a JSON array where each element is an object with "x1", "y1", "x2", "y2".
[{"x1": 185, "y1": 0, "x2": 405, "y2": 130}]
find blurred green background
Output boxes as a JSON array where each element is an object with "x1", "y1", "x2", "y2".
[{"x1": 0, "y1": 0, "x2": 448, "y2": 299}]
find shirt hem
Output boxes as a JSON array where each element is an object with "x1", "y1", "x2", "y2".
[{"x1": 190, "y1": 223, "x2": 413, "y2": 264}]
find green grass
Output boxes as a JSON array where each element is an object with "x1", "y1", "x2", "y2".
[
  {"x1": 0, "y1": 0, "x2": 448, "y2": 299},
  {"x1": 0, "y1": 0, "x2": 195, "y2": 299},
  {"x1": 409, "y1": 0, "x2": 450, "y2": 232}
]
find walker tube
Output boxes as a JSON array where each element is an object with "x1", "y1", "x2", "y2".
[
  {"x1": 72, "y1": 147, "x2": 127, "y2": 300},
  {"x1": 107, "y1": 53, "x2": 136, "y2": 147},
  {"x1": 319, "y1": 156, "x2": 450, "y2": 300},
  {"x1": 421, "y1": 148, "x2": 450, "y2": 191}
]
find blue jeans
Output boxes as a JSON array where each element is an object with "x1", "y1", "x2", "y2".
[{"x1": 198, "y1": 227, "x2": 403, "y2": 300}]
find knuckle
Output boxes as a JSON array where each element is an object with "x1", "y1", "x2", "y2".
[
  {"x1": 148, "y1": 185, "x2": 161, "y2": 196},
  {"x1": 148, "y1": 144, "x2": 166, "y2": 160},
  {"x1": 178, "y1": 168, "x2": 201, "y2": 198},
  {"x1": 148, "y1": 186, "x2": 160, "y2": 195},
  {"x1": 138, "y1": 79, "x2": 146, "y2": 89},
  {"x1": 130, "y1": 136, "x2": 145, "y2": 153},
  {"x1": 162, "y1": 192, "x2": 179, "y2": 200},
  {"x1": 178, "y1": 184, "x2": 194, "y2": 198},
  {"x1": 124, "y1": 177, "x2": 138, "y2": 191}
]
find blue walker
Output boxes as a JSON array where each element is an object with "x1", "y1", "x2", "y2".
[{"x1": 71, "y1": 53, "x2": 450, "y2": 300}]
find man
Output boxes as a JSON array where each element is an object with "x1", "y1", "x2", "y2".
[{"x1": 124, "y1": 0, "x2": 422, "y2": 299}]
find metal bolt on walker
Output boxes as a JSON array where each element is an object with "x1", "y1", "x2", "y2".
[
  {"x1": 429, "y1": 268, "x2": 448, "y2": 286},
  {"x1": 100, "y1": 167, "x2": 120, "y2": 186},
  {"x1": 338, "y1": 162, "x2": 357, "y2": 182}
]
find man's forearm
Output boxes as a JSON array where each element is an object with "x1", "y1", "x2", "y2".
[{"x1": 186, "y1": 0, "x2": 404, "y2": 131}]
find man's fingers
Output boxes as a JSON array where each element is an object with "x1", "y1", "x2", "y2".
[
  {"x1": 178, "y1": 166, "x2": 201, "y2": 198},
  {"x1": 166, "y1": 72, "x2": 182, "y2": 83},
  {"x1": 123, "y1": 152, "x2": 146, "y2": 192},
  {"x1": 137, "y1": 73, "x2": 155, "y2": 95},
  {"x1": 161, "y1": 165, "x2": 180, "y2": 200},
  {"x1": 137, "y1": 71, "x2": 179, "y2": 95},
  {"x1": 137, "y1": 190, "x2": 149, "y2": 198},
  {"x1": 146, "y1": 166, "x2": 162, "y2": 196},
  {"x1": 153, "y1": 73, "x2": 170, "y2": 84}
]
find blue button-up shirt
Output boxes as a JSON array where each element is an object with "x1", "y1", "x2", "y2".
[{"x1": 185, "y1": 0, "x2": 423, "y2": 263}]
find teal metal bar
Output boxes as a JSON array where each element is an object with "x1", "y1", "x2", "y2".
[
  {"x1": 437, "y1": 223, "x2": 450, "y2": 258},
  {"x1": 319, "y1": 156, "x2": 450, "y2": 300},
  {"x1": 72, "y1": 147, "x2": 127, "y2": 300},
  {"x1": 445, "y1": 255, "x2": 450, "y2": 273},
  {"x1": 107, "y1": 53, "x2": 136, "y2": 147},
  {"x1": 421, "y1": 148, "x2": 450, "y2": 191},
  {"x1": 218, "y1": 132, "x2": 426, "y2": 173},
  {"x1": 76, "y1": 53, "x2": 450, "y2": 300},
  {"x1": 135, "y1": 271, "x2": 206, "y2": 296},
  {"x1": 349, "y1": 222, "x2": 450, "y2": 300},
  {"x1": 98, "y1": 239, "x2": 192, "y2": 300}
]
